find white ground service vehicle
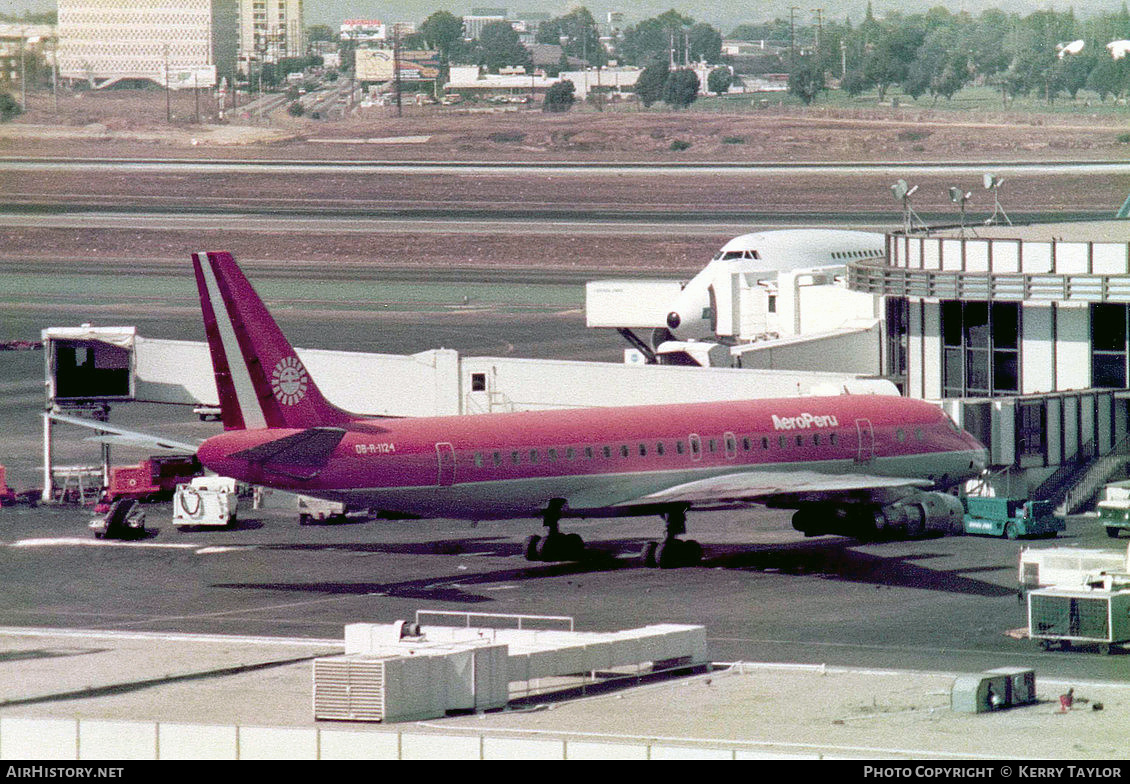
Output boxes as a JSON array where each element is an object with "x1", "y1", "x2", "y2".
[
  {"x1": 173, "y1": 476, "x2": 239, "y2": 528},
  {"x1": 297, "y1": 494, "x2": 348, "y2": 524}
]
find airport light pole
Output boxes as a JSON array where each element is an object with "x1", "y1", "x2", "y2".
[{"x1": 164, "y1": 43, "x2": 171, "y2": 122}]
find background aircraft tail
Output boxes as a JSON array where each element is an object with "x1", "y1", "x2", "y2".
[{"x1": 192, "y1": 251, "x2": 354, "y2": 431}]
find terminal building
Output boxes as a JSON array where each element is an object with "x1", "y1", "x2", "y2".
[
  {"x1": 586, "y1": 219, "x2": 1130, "y2": 506},
  {"x1": 851, "y1": 221, "x2": 1130, "y2": 504}
]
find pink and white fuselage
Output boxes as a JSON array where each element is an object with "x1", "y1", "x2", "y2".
[{"x1": 191, "y1": 251, "x2": 988, "y2": 565}]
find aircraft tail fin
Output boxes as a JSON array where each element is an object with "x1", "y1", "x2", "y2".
[{"x1": 191, "y1": 251, "x2": 354, "y2": 431}]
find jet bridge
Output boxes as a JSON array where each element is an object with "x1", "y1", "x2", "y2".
[
  {"x1": 585, "y1": 266, "x2": 882, "y2": 372},
  {"x1": 37, "y1": 325, "x2": 894, "y2": 502}
]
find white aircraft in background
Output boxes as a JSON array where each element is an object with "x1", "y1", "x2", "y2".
[{"x1": 662, "y1": 228, "x2": 886, "y2": 341}]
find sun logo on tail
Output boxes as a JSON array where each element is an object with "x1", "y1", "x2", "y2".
[{"x1": 271, "y1": 356, "x2": 309, "y2": 406}]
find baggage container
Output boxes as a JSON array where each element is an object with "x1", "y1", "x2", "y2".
[{"x1": 1028, "y1": 586, "x2": 1130, "y2": 653}]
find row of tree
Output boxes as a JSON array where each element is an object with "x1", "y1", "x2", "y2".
[
  {"x1": 783, "y1": 3, "x2": 1130, "y2": 105},
  {"x1": 409, "y1": 4, "x2": 1130, "y2": 108}
]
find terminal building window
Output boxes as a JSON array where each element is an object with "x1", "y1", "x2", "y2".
[
  {"x1": 885, "y1": 299, "x2": 908, "y2": 390},
  {"x1": 1091, "y1": 304, "x2": 1128, "y2": 388},
  {"x1": 1017, "y1": 401, "x2": 1046, "y2": 459},
  {"x1": 941, "y1": 301, "x2": 1019, "y2": 398}
]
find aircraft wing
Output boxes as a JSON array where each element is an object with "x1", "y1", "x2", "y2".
[
  {"x1": 50, "y1": 413, "x2": 199, "y2": 455},
  {"x1": 615, "y1": 470, "x2": 932, "y2": 509}
]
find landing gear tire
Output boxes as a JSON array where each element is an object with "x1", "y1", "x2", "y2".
[
  {"x1": 1107, "y1": 526, "x2": 1121, "y2": 539},
  {"x1": 641, "y1": 541, "x2": 658, "y2": 568},
  {"x1": 525, "y1": 534, "x2": 542, "y2": 560},
  {"x1": 527, "y1": 532, "x2": 585, "y2": 562},
  {"x1": 654, "y1": 538, "x2": 703, "y2": 569},
  {"x1": 1005, "y1": 522, "x2": 1019, "y2": 540}
]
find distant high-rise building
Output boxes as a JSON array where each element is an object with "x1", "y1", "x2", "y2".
[
  {"x1": 239, "y1": 0, "x2": 305, "y2": 64},
  {"x1": 462, "y1": 11, "x2": 509, "y2": 41},
  {"x1": 57, "y1": 0, "x2": 238, "y2": 89}
]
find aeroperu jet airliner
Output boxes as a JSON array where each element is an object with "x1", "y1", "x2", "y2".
[{"x1": 192, "y1": 252, "x2": 988, "y2": 568}]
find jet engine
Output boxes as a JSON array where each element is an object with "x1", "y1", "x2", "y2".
[
  {"x1": 792, "y1": 492, "x2": 965, "y2": 540},
  {"x1": 871, "y1": 492, "x2": 965, "y2": 538}
]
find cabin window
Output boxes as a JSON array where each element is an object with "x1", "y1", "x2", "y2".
[
  {"x1": 657, "y1": 441, "x2": 665, "y2": 456},
  {"x1": 584, "y1": 446, "x2": 594, "y2": 460},
  {"x1": 830, "y1": 432, "x2": 838, "y2": 446},
  {"x1": 676, "y1": 441, "x2": 685, "y2": 455},
  {"x1": 761, "y1": 437, "x2": 769, "y2": 449},
  {"x1": 742, "y1": 436, "x2": 751, "y2": 451},
  {"x1": 707, "y1": 439, "x2": 717, "y2": 453},
  {"x1": 620, "y1": 445, "x2": 630, "y2": 458},
  {"x1": 795, "y1": 436, "x2": 803, "y2": 447},
  {"x1": 547, "y1": 448, "x2": 557, "y2": 462},
  {"x1": 566, "y1": 447, "x2": 575, "y2": 461},
  {"x1": 511, "y1": 450, "x2": 520, "y2": 465},
  {"x1": 914, "y1": 428, "x2": 924, "y2": 441},
  {"x1": 779, "y1": 435, "x2": 787, "y2": 449},
  {"x1": 529, "y1": 449, "x2": 539, "y2": 464},
  {"x1": 813, "y1": 434, "x2": 821, "y2": 446},
  {"x1": 474, "y1": 452, "x2": 483, "y2": 467},
  {"x1": 603, "y1": 446, "x2": 612, "y2": 459},
  {"x1": 724, "y1": 433, "x2": 737, "y2": 458},
  {"x1": 689, "y1": 434, "x2": 702, "y2": 459},
  {"x1": 638, "y1": 443, "x2": 647, "y2": 456},
  {"x1": 493, "y1": 451, "x2": 502, "y2": 467},
  {"x1": 896, "y1": 429, "x2": 906, "y2": 443}
]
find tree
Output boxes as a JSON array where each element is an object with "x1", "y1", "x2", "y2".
[
  {"x1": 543, "y1": 79, "x2": 576, "y2": 112},
  {"x1": 420, "y1": 10, "x2": 468, "y2": 79},
  {"x1": 476, "y1": 21, "x2": 532, "y2": 73},
  {"x1": 0, "y1": 93, "x2": 20, "y2": 122},
  {"x1": 788, "y1": 57, "x2": 825, "y2": 104},
  {"x1": 635, "y1": 62, "x2": 669, "y2": 107},
  {"x1": 539, "y1": 7, "x2": 605, "y2": 67},
  {"x1": 618, "y1": 10, "x2": 695, "y2": 66},
  {"x1": 662, "y1": 68, "x2": 699, "y2": 108},
  {"x1": 687, "y1": 23, "x2": 723, "y2": 64},
  {"x1": 862, "y1": 22, "x2": 924, "y2": 101},
  {"x1": 306, "y1": 25, "x2": 335, "y2": 42},
  {"x1": 840, "y1": 69, "x2": 870, "y2": 97},
  {"x1": 706, "y1": 67, "x2": 732, "y2": 96},
  {"x1": 1086, "y1": 56, "x2": 1127, "y2": 101}
]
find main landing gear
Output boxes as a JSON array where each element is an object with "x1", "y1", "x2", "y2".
[
  {"x1": 523, "y1": 501, "x2": 704, "y2": 568},
  {"x1": 525, "y1": 499, "x2": 586, "y2": 562},
  {"x1": 641, "y1": 504, "x2": 702, "y2": 569}
]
